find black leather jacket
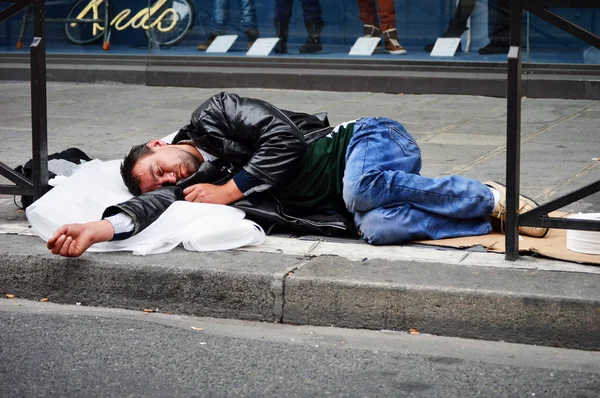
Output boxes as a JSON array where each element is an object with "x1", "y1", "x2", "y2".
[{"x1": 103, "y1": 92, "x2": 357, "y2": 238}]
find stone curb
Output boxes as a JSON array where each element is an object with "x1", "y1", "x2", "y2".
[
  {"x1": 1, "y1": 234, "x2": 599, "y2": 350},
  {"x1": 0, "y1": 235, "x2": 303, "y2": 323},
  {"x1": 283, "y1": 256, "x2": 600, "y2": 351}
]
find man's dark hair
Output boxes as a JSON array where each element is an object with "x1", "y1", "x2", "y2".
[{"x1": 121, "y1": 143, "x2": 153, "y2": 196}]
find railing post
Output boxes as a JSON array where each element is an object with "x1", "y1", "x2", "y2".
[
  {"x1": 505, "y1": 0, "x2": 523, "y2": 261},
  {"x1": 30, "y1": 0, "x2": 48, "y2": 201}
]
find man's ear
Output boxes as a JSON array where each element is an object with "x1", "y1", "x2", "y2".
[{"x1": 146, "y1": 140, "x2": 169, "y2": 148}]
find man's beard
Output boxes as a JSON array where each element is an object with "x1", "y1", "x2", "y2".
[{"x1": 179, "y1": 150, "x2": 201, "y2": 180}]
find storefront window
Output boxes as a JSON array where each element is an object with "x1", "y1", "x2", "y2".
[
  {"x1": 1, "y1": 1, "x2": 598, "y2": 64},
  {"x1": 525, "y1": 7, "x2": 600, "y2": 64}
]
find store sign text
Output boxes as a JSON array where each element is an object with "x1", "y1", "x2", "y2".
[{"x1": 72, "y1": 0, "x2": 179, "y2": 35}]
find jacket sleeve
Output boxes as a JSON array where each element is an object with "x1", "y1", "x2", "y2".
[
  {"x1": 189, "y1": 92, "x2": 308, "y2": 189},
  {"x1": 101, "y1": 186, "x2": 183, "y2": 237}
]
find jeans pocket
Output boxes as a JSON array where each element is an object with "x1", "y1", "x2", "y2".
[{"x1": 388, "y1": 123, "x2": 421, "y2": 157}]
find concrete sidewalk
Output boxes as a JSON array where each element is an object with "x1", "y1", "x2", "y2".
[{"x1": 1, "y1": 82, "x2": 599, "y2": 350}]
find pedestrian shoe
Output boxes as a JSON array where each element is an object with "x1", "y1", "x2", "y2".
[
  {"x1": 300, "y1": 20, "x2": 324, "y2": 53},
  {"x1": 362, "y1": 24, "x2": 383, "y2": 52},
  {"x1": 363, "y1": 24, "x2": 381, "y2": 38},
  {"x1": 274, "y1": 40, "x2": 287, "y2": 54},
  {"x1": 300, "y1": 37, "x2": 322, "y2": 53},
  {"x1": 197, "y1": 33, "x2": 217, "y2": 51},
  {"x1": 383, "y1": 29, "x2": 407, "y2": 55},
  {"x1": 246, "y1": 29, "x2": 259, "y2": 49},
  {"x1": 484, "y1": 181, "x2": 549, "y2": 238}
]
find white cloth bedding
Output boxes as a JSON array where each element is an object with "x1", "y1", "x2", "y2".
[{"x1": 26, "y1": 159, "x2": 264, "y2": 255}]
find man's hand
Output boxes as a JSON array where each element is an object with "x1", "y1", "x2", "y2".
[
  {"x1": 47, "y1": 220, "x2": 115, "y2": 257},
  {"x1": 183, "y1": 179, "x2": 243, "y2": 205}
]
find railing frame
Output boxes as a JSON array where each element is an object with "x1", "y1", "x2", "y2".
[
  {"x1": 16, "y1": 0, "x2": 111, "y2": 50},
  {"x1": 0, "y1": 0, "x2": 48, "y2": 202},
  {"x1": 506, "y1": 0, "x2": 600, "y2": 260}
]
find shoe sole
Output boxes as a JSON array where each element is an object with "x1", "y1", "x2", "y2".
[{"x1": 388, "y1": 49, "x2": 407, "y2": 55}]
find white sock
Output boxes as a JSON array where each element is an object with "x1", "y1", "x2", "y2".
[{"x1": 489, "y1": 187, "x2": 501, "y2": 213}]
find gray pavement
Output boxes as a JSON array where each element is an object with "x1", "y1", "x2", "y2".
[
  {"x1": 2, "y1": 299, "x2": 599, "y2": 397},
  {"x1": 1, "y1": 82, "x2": 599, "y2": 349}
]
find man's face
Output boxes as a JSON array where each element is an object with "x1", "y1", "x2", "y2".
[{"x1": 134, "y1": 144, "x2": 201, "y2": 193}]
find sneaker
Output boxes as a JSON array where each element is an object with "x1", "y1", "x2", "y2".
[
  {"x1": 484, "y1": 181, "x2": 549, "y2": 238},
  {"x1": 197, "y1": 33, "x2": 217, "y2": 51},
  {"x1": 382, "y1": 29, "x2": 407, "y2": 55},
  {"x1": 363, "y1": 24, "x2": 381, "y2": 38},
  {"x1": 362, "y1": 24, "x2": 383, "y2": 51}
]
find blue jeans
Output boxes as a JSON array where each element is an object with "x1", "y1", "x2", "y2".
[
  {"x1": 211, "y1": 0, "x2": 258, "y2": 34},
  {"x1": 342, "y1": 117, "x2": 494, "y2": 245}
]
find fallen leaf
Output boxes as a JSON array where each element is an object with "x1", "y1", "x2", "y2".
[
  {"x1": 6, "y1": 294, "x2": 15, "y2": 299},
  {"x1": 191, "y1": 327, "x2": 204, "y2": 331},
  {"x1": 409, "y1": 328, "x2": 420, "y2": 335},
  {"x1": 40, "y1": 297, "x2": 49, "y2": 302}
]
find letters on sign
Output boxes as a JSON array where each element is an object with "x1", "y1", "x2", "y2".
[{"x1": 71, "y1": 0, "x2": 180, "y2": 35}]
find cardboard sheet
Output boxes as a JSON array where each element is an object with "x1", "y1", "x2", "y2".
[{"x1": 416, "y1": 212, "x2": 600, "y2": 265}]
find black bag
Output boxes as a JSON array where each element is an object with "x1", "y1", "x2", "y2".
[{"x1": 13, "y1": 148, "x2": 92, "y2": 209}]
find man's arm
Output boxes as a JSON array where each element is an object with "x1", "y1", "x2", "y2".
[
  {"x1": 48, "y1": 185, "x2": 182, "y2": 256},
  {"x1": 102, "y1": 185, "x2": 183, "y2": 237},
  {"x1": 189, "y1": 92, "x2": 308, "y2": 189},
  {"x1": 47, "y1": 220, "x2": 114, "y2": 257}
]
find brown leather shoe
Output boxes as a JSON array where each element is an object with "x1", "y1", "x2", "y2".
[
  {"x1": 363, "y1": 24, "x2": 381, "y2": 38},
  {"x1": 246, "y1": 28, "x2": 259, "y2": 49},
  {"x1": 484, "y1": 181, "x2": 549, "y2": 238},
  {"x1": 197, "y1": 33, "x2": 217, "y2": 51},
  {"x1": 382, "y1": 29, "x2": 407, "y2": 55}
]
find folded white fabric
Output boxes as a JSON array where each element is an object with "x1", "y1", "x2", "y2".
[{"x1": 26, "y1": 159, "x2": 264, "y2": 255}]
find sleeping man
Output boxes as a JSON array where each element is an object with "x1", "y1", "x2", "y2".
[{"x1": 47, "y1": 92, "x2": 548, "y2": 257}]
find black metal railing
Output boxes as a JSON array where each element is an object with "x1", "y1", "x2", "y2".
[
  {"x1": 506, "y1": 0, "x2": 600, "y2": 260},
  {"x1": 16, "y1": 0, "x2": 111, "y2": 50},
  {"x1": 0, "y1": 0, "x2": 48, "y2": 202}
]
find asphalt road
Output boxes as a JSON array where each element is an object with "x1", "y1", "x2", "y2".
[{"x1": 1, "y1": 299, "x2": 599, "y2": 397}]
